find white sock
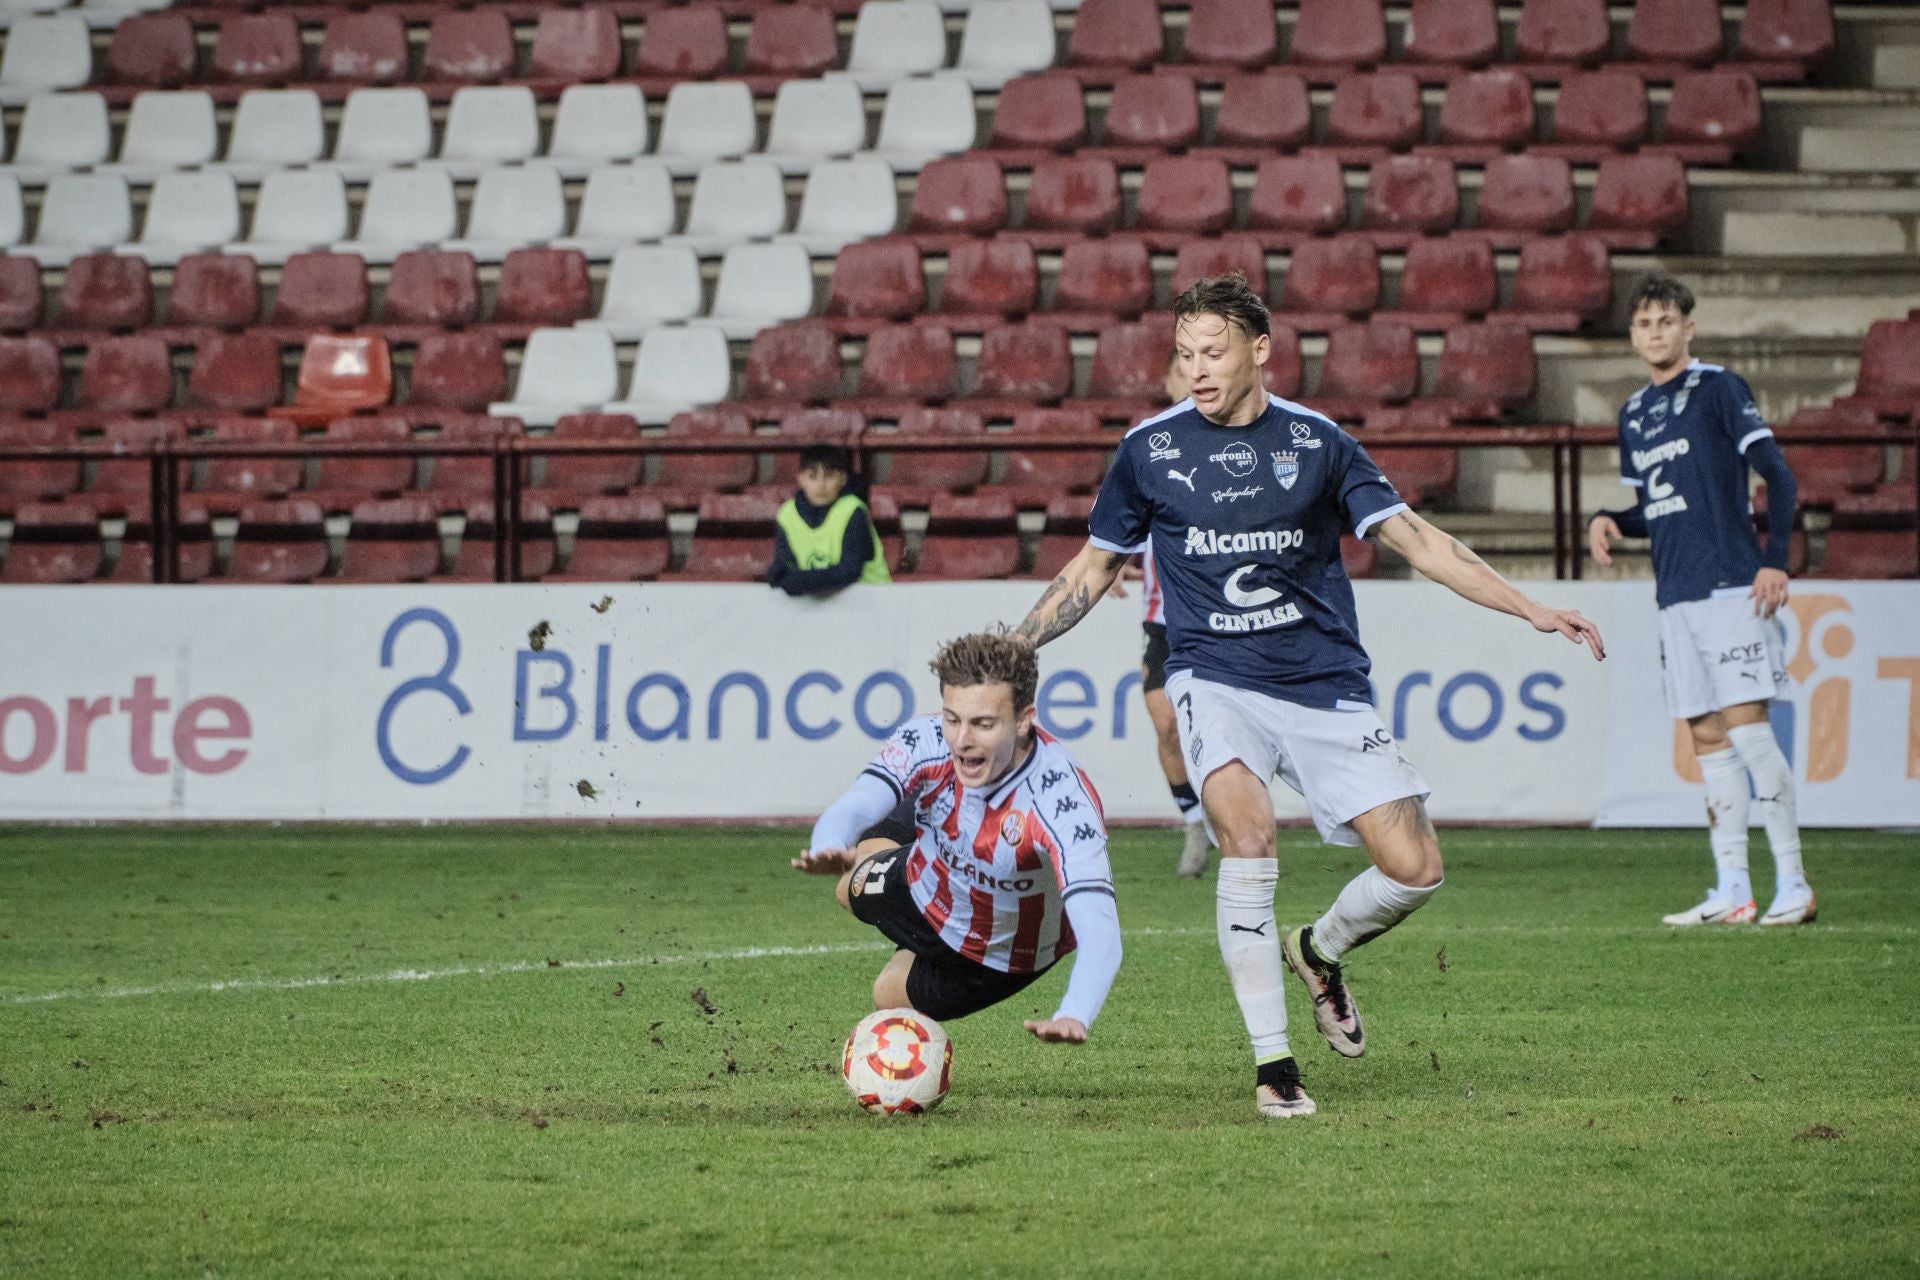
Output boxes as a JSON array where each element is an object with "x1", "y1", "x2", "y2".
[
  {"x1": 1727, "y1": 722, "x2": 1807, "y2": 893},
  {"x1": 1311, "y1": 867, "x2": 1440, "y2": 964},
  {"x1": 1182, "y1": 805, "x2": 1208, "y2": 827},
  {"x1": 1216, "y1": 858, "x2": 1290, "y2": 1063},
  {"x1": 1697, "y1": 748, "x2": 1753, "y2": 904}
]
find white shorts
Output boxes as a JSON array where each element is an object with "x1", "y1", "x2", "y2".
[
  {"x1": 1164, "y1": 671, "x2": 1430, "y2": 847},
  {"x1": 1658, "y1": 591, "x2": 1790, "y2": 721}
]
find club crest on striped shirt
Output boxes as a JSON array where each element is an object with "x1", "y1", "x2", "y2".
[{"x1": 1001, "y1": 812, "x2": 1024, "y2": 846}]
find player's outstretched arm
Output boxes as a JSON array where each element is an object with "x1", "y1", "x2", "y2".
[
  {"x1": 1015, "y1": 542, "x2": 1129, "y2": 648},
  {"x1": 1375, "y1": 510, "x2": 1606, "y2": 661}
]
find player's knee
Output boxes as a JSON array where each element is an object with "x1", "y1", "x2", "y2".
[
  {"x1": 1688, "y1": 714, "x2": 1730, "y2": 755},
  {"x1": 1216, "y1": 820, "x2": 1276, "y2": 861},
  {"x1": 834, "y1": 871, "x2": 856, "y2": 913}
]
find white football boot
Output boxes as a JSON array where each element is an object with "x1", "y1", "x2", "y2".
[
  {"x1": 1661, "y1": 893, "x2": 1758, "y2": 926},
  {"x1": 1175, "y1": 823, "x2": 1211, "y2": 879},
  {"x1": 1760, "y1": 888, "x2": 1817, "y2": 926},
  {"x1": 1255, "y1": 1057, "x2": 1316, "y2": 1118},
  {"x1": 1282, "y1": 926, "x2": 1365, "y2": 1057}
]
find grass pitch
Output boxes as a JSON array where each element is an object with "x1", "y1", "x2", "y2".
[{"x1": 3, "y1": 823, "x2": 1916, "y2": 1279}]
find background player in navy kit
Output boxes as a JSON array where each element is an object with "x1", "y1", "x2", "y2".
[
  {"x1": 1016, "y1": 275, "x2": 1605, "y2": 1117},
  {"x1": 1589, "y1": 275, "x2": 1814, "y2": 927}
]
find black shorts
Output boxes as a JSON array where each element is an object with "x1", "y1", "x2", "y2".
[
  {"x1": 848, "y1": 846, "x2": 1050, "y2": 1022},
  {"x1": 856, "y1": 796, "x2": 917, "y2": 849},
  {"x1": 1142, "y1": 622, "x2": 1171, "y2": 692}
]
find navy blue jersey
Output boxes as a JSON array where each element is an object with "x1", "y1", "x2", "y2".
[
  {"x1": 1616, "y1": 360, "x2": 1773, "y2": 608},
  {"x1": 1088, "y1": 395, "x2": 1407, "y2": 709}
]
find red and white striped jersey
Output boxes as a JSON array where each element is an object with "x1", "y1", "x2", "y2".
[
  {"x1": 1140, "y1": 542, "x2": 1165, "y2": 625},
  {"x1": 861, "y1": 715, "x2": 1115, "y2": 975}
]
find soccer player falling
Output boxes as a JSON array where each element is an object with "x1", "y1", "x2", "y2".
[
  {"x1": 1015, "y1": 274, "x2": 1605, "y2": 1118},
  {"x1": 793, "y1": 632, "x2": 1121, "y2": 1045},
  {"x1": 1588, "y1": 275, "x2": 1814, "y2": 927}
]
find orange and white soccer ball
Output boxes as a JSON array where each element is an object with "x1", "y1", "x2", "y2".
[{"x1": 842, "y1": 1007, "x2": 952, "y2": 1115}]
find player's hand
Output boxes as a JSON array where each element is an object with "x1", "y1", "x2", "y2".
[
  {"x1": 1586, "y1": 515, "x2": 1621, "y2": 568},
  {"x1": 1024, "y1": 1016, "x2": 1088, "y2": 1044},
  {"x1": 1750, "y1": 567, "x2": 1789, "y2": 618},
  {"x1": 1105, "y1": 578, "x2": 1129, "y2": 599},
  {"x1": 1527, "y1": 604, "x2": 1606, "y2": 662},
  {"x1": 791, "y1": 847, "x2": 856, "y2": 875}
]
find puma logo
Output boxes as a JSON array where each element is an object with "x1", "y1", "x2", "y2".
[
  {"x1": 1229, "y1": 921, "x2": 1270, "y2": 936},
  {"x1": 1168, "y1": 467, "x2": 1196, "y2": 491}
]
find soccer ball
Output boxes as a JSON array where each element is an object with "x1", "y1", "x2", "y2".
[{"x1": 842, "y1": 1007, "x2": 952, "y2": 1115}]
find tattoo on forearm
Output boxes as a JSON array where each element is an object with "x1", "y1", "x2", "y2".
[{"x1": 1019, "y1": 582, "x2": 1095, "y2": 647}]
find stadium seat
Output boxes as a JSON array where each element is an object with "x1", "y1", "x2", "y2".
[
  {"x1": 407, "y1": 332, "x2": 508, "y2": 412},
  {"x1": 211, "y1": 14, "x2": 300, "y2": 87},
  {"x1": 677, "y1": 160, "x2": 788, "y2": 255},
  {"x1": 1291, "y1": 0, "x2": 1387, "y2": 67},
  {"x1": 105, "y1": 14, "x2": 196, "y2": 90},
  {"x1": 742, "y1": 322, "x2": 843, "y2": 406},
  {"x1": 828, "y1": 238, "x2": 927, "y2": 324},
  {"x1": 1030, "y1": 492, "x2": 1093, "y2": 579},
  {"x1": 1086, "y1": 319, "x2": 1177, "y2": 409},
  {"x1": 1102, "y1": 75, "x2": 1200, "y2": 154},
  {"x1": 634, "y1": 6, "x2": 728, "y2": 82},
  {"x1": 89, "y1": 417, "x2": 185, "y2": 511},
  {"x1": 134, "y1": 171, "x2": 241, "y2": 266},
  {"x1": 942, "y1": 239, "x2": 1039, "y2": 321},
  {"x1": 1284, "y1": 237, "x2": 1380, "y2": 317},
  {"x1": 1435, "y1": 70, "x2": 1535, "y2": 158},
  {"x1": 448, "y1": 165, "x2": 567, "y2": 262},
  {"x1": 53, "y1": 253, "x2": 151, "y2": 331},
  {"x1": 0, "y1": 421, "x2": 79, "y2": 509},
  {"x1": 973, "y1": 319, "x2": 1072, "y2": 402},
  {"x1": 339, "y1": 168, "x2": 458, "y2": 264},
  {"x1": 1851, "y1": 319, "x2": 1920, "y2": 408},
  {"x1": 12, "y1": 92, "x2": 110, "y2": 181},
  {"x1": 1819, "y1": 528, "x2": 1917, "y2": 579},
  {"x1": 530, "y1": 8, "x2": 622, "y2": 84},
  {"x1": 382, "y1": 250, "x2": 480, "y2": 331},
  {"x1": 1514, "y1": 0, "x2": 1610, "y2": 66},
  {"x1": 0, "y1": 256, "x2": 42, "y2": 332},
  {"x1": 333, "y1": 497, "x2": 441, "y2": 582},
  {"x1": 114, "y1": 501, "x2": 215, "y2": 585},
  {"x1": 991, "y1": 75, "x2": 1088, "y2": 157},
  {"x1": 75, "y1": 335, "x2": 172, "y2": 415},
  {"x1": 272, "y1": 334, "x2": 392, "y2": 426},
  {"x1": 670, "y1": 493, "x2": 782, "y2": 582},
  {"x1": 1004, "y1": 407, "x2": 1105, "y2": 498},
  {"x1": 1588, "y1": 154, "x2": 1690, "y2": 240},
  {"x1": 1780, "y1": 404, "x2": 1885, "y2": 503},
  {"x1": 310, "y1": 416, "x2": 414, "y2": 508},
  {"x1": 913, "y1": 492, "x2": 1020, "y2": 578},
  {"x1": 558, "y1": 163, "x2": 677, "y2": 258},
  {"x1": 1363, "y1": 405, "x2": 1459, "y2": 504},
  {"x1": 1325, "y1": 72, "x2": 1422, "y2": 153},
  {"x1": 1319, "y1": 323, "x2": 1418, "y2": 404},
  {"x1": 421, "y1": 416, "x2": 518, "y2": 501},
  {"x1": 1511, "y1": 233, "x2": 1612, "y2": 321},
  {"x1": 873, "y1": 75, "x2": 979, "y2": 170},
  {"x1": 328, "y1": 89, "x2": 433, "y2": 178},
  {"x1": 764, "y1": 79, "x2": 867, "y2": 172},
  {"x1": 1, "y1": 502, "x2": 99, "y2": 583},
  {"x1": 788, "y1": 157, "x2": 900, "y2": 255},
  {"x1": 232, "y1": 170, "x2": 351, "y2": 267},
  {"x1": 1660, "y1": 71, "x2": 1762, "y2": 158},
  {"x1": 1056, "y1": 240, "x2": 1153, "y2": 318},
  {"x1": 548, "y1": 86, "x2": 650, "y2": 178},
  {"x1": 490, "y1": 328, "x2": 619, "y2": 428},
  {"x1": 1248, "y1": 155, "x2": 1349, "y2": 237},
  {"x1": 1475, "y1": 154, "x2": 1576, "y2": 235},
  {"x1": 436, "y1": 87, "x2": 540, "y2": 178},
  {"x1": 318, "y1": 12, "x2": 407, "y2": 86},
  {"x1": 1434, "y1": 323, "x2": 1536, "y2": 411},
  {"x1": 954, "y1": 0, "x2": 1059, "y2": 90},
  {"x1": 654, "y1": 407, "x2": 757, "y2": 495},
  {"x1": 1173, "y1": 237, "x2": 1267, "y2": 294},
  {"x1": 656, "y1": 82, "x2": 757, "y2": 174},
  {"x1": 0, "y1": 334, "x2": 60, "y2": 413},
  {"x1": 711, "y1": 242, "x2": 816, "y2": 339},
  {"x1": 1625, "y1": 0, "x2": 1723, "y2": 67},
  {"x1": 201, "y1": 418, "x2": 301, "y2": 505},
  {"x1": 1209, "y1": 72, "x2": 1312, "y2": 157},
  {"x1": 537, "y1": 412, "x2": 645, "y2": 499},
  {"x1": 1737, "y1": 0, "x2": 1834, "y2": 68},
  {"x1": 422, "y1": 10, "x2": 514, "y2": 85},
  {"x1": 858, "y1": 325, "x2": 958, "y2": 405},
  {"x1": 586, "y1": 245, "x2": 702, "y2": 340},
  {"x1": 607, "y1": 323, "x2": 732, "y2": 425},
  {"x1": 227, "y1": 499, "x2": 329, "y2": 583},
  {"x1": 1023, "y1": 157, "x2": 1122, "y2": 236},
  {"x1": 444, "y1": 496, "x2": 555, "y2": 582},
  {"x1": 183, "y1": 333, "x2": 282, "y2": 413},
  {"x1": 769, "y1": 408, "x2": 864, "y2": 486},
  {"x1": 1403, "y1": 0, "x2": 1500, "y2": 67},
  {"x1": 3, "y1": 16, "x2": 92, "y2": 100},
  {"x1": 556, "y1": 496, "x2": 671, "y2": 582},
  {"x1": 1341, "y1": 534, "x2": 1380, "y2": 579},
  {"x1": 493, "y1": 248, "x2": 591, "y2": 328},
  {"x1": 907, "y1": 156, "x2": 1008, "y2": 239},
  {"x1": 1546, "y1": 71, "x2": 1649, "y2": 159},
  {"x1": 270, "y1": 251, "x2": 368, "y2": 330},
  {"x1": 886, "y1": 407, "x2": 989, "y2": 494},
  {"x1": 1396, "y1": 236, "x2": 1497, "y2": 321},
  {"x1": 744, "y1": 3, "x2": 837, "y2": 79},
  {"x1": 1134, "y1": 157, "x2": 1232, "y2": 238},
  {"x1": 113, "y1": 91, "x2": 217, "y2": 177},
  {"x1": 1182, "y1": 0, "x2": 1279, "y2": 70},
  {"x1": 1068, "y1": 0, "x2": 1167, "y2": 74},
  {"x1": 23, "y1": 173, "x2": 133, "y2": 267},
  {"x1": 223, "y1": 90, "x2": 325, "y2": 180},
  {"x1": 1363, "y1": 156, "x2": 1460, "y2": 234},
  {"x1": 846, "y1": 0, "x2": 947, "y2": 91},
  {"x1": 0, "y1": 179, "x2": 21, "y2": 253}
]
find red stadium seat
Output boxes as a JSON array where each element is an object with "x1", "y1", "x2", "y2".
[
  {"x1": 1136, "y1": 156, "x2": 1234, "y2": 236},
  {"x1": 913, "y1": 492, "x2": 1020, "y2": 579},
  {"x1": 885, "y1": 407, "x2": 988, "y2": 494},
  {"x1": 1067, "y1": 0, "x2": 1164, "y2": 70},
  {"x1": 828, "y1": 239, "x2": 928, "y2": 323},
  {"x1": 860, "y1": 326, "x2": 958, "y2": 404},
  {"x1": 1626, "y1": 0, "x2": 1723, "y2": 66},
  {"x1": 1511, "y1": 234, "x2": 1612, "y2": 320},
  {"x1": 1173, "y1": 237, "x2": 1268, "y2": 294},
  {"x1": 271, "y1": 252, "x2": 368, "y2": 330},
  {"x1": 1476, "y1": 154, "x2": 1575, "y2": 234},
  {"x1": 0, "y1": 421, "x2": 79, "y2": 508},
  {"x1": 213, "y1": 14, "x2": 301, "y2": 86},
  {"x1": 167, "y1": 253, "x2": 259, "y2": 331},
  {"x1": 1056, "y1": 240, "x2": 1153, "y2": 317},
  {"x1": 108, "y1": 13, "x2": 197, "y2": 87},
  {"x1": 1738, "y1": 0, "x2": 1834, "y2": 68},
  {"x1": 1183, "y1": 0, "x2": 1277, "y2": 68},
  {"x1": 1247, "y1": 155, "x2": 1349, "y2": 236},
  {"x1": 768, "y1": 408, "x2": 864, "y2": 485},
  {"x1": 76, "y1": 336, "x2": 172, "y2": 415},
  {"x1": 311, "y1": 416, "x2": 414, "y2": 506},
  {"x1": 1852, "y1": 319, "x2": 1920, "y2": 404},
  {"x1": 540, "y1": 412, "x2": 645, "y2": 498},
  {"x1": 1103, "y1": 75, "x2": 1200, "y2": 152},
  {"x1": 1514, "y1": 0, "x2": 1610, "y2": 66},
  {"x1": 1781, "y1": 405, "x2": 1885, "y2": 503},
  {"x1": 0, "y1": 257, "x2": 42, "y2": 333},
  {"x1": 1284, "y1": 238, "x2": 1380, "y2": 317},
  {"x1": 1024, "y1": 157, "x2": 1122, "y2": 235},
  {"x1": 1030, "y1": 493, "x2": 1094, "y2": 579},
  {"x1": 408, "y1": 332, "x2": 508, "y2": 412},
  {"x1": 54, "y1": 254, "x2": 152, "y2": 332},
  {"x1": 384, "y1": 251, "x2": 481, "y2": 329},
  {"x1": 336, "y1": 497, "x2": 441, "y2": 582},
  {"x1": 531, "y1": 8, "x2": 623, "y2": 84},
  {"x1": 0, "y1": 336, "x2": 61, "y2": 414},
  {"x1": 229, "y1": 499, "x2": 329, "y2": 583},
  {"x1": 1819, "y1": 529, "x2": 1918, "y2": 579},
  {"x1": 1, "y1": 503, "x2": 100, "y2": 583},
  {"x1": 669, "y1": 493, "x2": 781, "y2": 582},
  {"x1": 1292, "y1": 0, "x2": 1387, "y2": 67},
  {"x1": 185, "y1": 333, "x2": 283, "y2": 413},
  {"x1": 1319, "y1": 323, "x2": 1418, "y2": 404},
  {"x1": 1004, "y1": 408, "x2": 1105, "y2": 497},
  {"x1": 1087, "y1": 320, "x2": 1175, "y2": 405},
  {"x1": 91, "y1": 417, "x2": 183, "y2": 508},
  {"x1": 989, "y1": 75, "x2": 1089, "y2": 155},
  {"x1": 420, "y1": 416, "x2": 519, "y2": 500},
  {"x1": 655, "y1": 408, "x2": 757, "y2": 494},
  {"x1": 1660, "y1": 71, "x2": 1762, "y2": 156},
  {"x1": 1341, "y1": 535, "x2": 1379, "y2": 578},
  {"x1": 1548, "y1": 71, "x2": 1649, "y2": 156},
  {"x1": 908, "y1": 157, "x2": 1008, "y2": 238},
  {"x1": 1325, "y1": 72, "x2": 1423, "y2": 152},
  {"x1": 942, "y1": 240, "x2": 1039, "y2": 320},
  {"x1": 1364, "y1": 405, "x2": 1459, "y2": 504},
  {"x1": 442, "y1": 497, "x2": 555, "y2": 581},
  {"x1": 319, "y1": 12, "x2": 408, "y2": 85},
  {"x1": 1588, "y1": 155, "x2": 1690, "y2": 239},
  {"x1": 202, "y1": 418, "x2": 301, "y2": 505},
  {"x1": 1396, "y1": 237, "x2": 1497, "y2": 318},
  {"x1": 1210, "y1": 73, "x2": 1311, "y2": 154},
  {"x1": 494, "y1": 249, "x2": 592, "y2": 327},
  {"x1": 271, "y1": 334, "x2": 392, "y2": 426},
  {"x1": 1435, "y1": 70, "x2": 1536, "y2": 156},
  {"x1": 1265, "y1": 326, "x2": 1305, "y2": 399},
  {"x1": 557, "y1": 496, "x2": 671, "y2": 582},
  {"x1": 635, "y1": 8, "x2": 729, "y2": 80},
  {"x1": 1435, "y1": 324, "x2": 1535, "y2": 410},
  {"x1": 424, "y1": 11, "x2": 515, "y2": 84},
  {"x1": 114, "y1": 502, "x2": 213, "y2": 584},
  {"x1": 1363, "y1": 156, "x2": 1460, "y2": 234},
  {"x1": 744, "y1": 322, "x2": 843, "y2": 405},
  {"x1": 1404, "y1": 0, "x2": 1500, "y2": 67},
  {"x1": 744, "y1": 5, "x2": 838, "y2": 78},
  {"x1": 973, "y1": 320, "x2": 1073, "y2": 402}
]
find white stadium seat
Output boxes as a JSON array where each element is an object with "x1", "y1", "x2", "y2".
[
  {"x1": 709, "y1": 241, "x2": 815, "y2": 340},
  {"x1": 0, "y1": 14, "x2": 91, "y2": 103},
  {"x1": 444, "y1": 164, "x2": 567, "y2": 262},
  {"x1": 229, "y1": 168, "x2": 350, "y2": 265},
  {"x1": 676, "y1": 159, "x2": 788, "y2": 256},
  {"x1": 548, "y1": 84, "x2": 649, "y2": 178},
  {"x1": 134, "y1": 169, "x2": 240, "y2": 264},
  {"x1": 10, "y1": 91, "x2": 107, "y2": 182},
  {"x1": 786, "y1": 157, "x2": 899, "y2": 254},
  {"x1": 112, "y1": 90, "x2": 218, "y2": 177},
  {"x1": 22, "y1": 171, "x2": 132, "y2": 265},
  {"x1": 553, "y1": 162, "x2": 677, "y2": 259},
  {"x1": 604, "y1": 323, "x2": 732, "y2": 424},
  {"x1": 954, "y1": 0, "x2": 1057, "y2": 88},
  {"x1": 583, "y1": 244, "x2": 704, "y2": 340},
  {"x1": 327, "y1": 88, "x2": 433, "y2": 179},
  {"x1": 336, "y1": 167, "x2": 457, "y2": 264},
  {"x1": 0, "y1": 173, "x2": 24, "y2": 248},
  {"x1": 846, "y1": 0, "x2": 948, "y2": 92},
  {"x1": 656, "y1": 82, "x2": 758, "y2": 175},
  {"x1": 435, "y1": 86, "x2": 540, "y2": 179},
  {"x1": 490, "y1": 327, "x2": 621, "y2": 428},
  {"x1": 762, "y1": 78, "x2": 868, "y2": 173},
  {"x1": 873, "y1": 74, "x2": 978, "y2": 169},
  {"x1": 223, "y1": 89, "x2": 325, "y2": 180}
]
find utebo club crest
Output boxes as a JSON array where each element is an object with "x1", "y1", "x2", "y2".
[{"x1": 1272, "y1": 450, "x2": 1299, "y2": 490}]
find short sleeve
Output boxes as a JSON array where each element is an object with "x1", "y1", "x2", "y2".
[
  {"x1": 1716, "y1": 373, "x2": 1772, "y2": 455},
  {"x1": 861, "y1": 715, "x2": 947, "y2": 801},
  {"x1": 1337, "y1": 435, "x2": 1409, "y2": 539},
  {"x1": 1087, "y1": 440, "x2": 1151, "y2": 555}
]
